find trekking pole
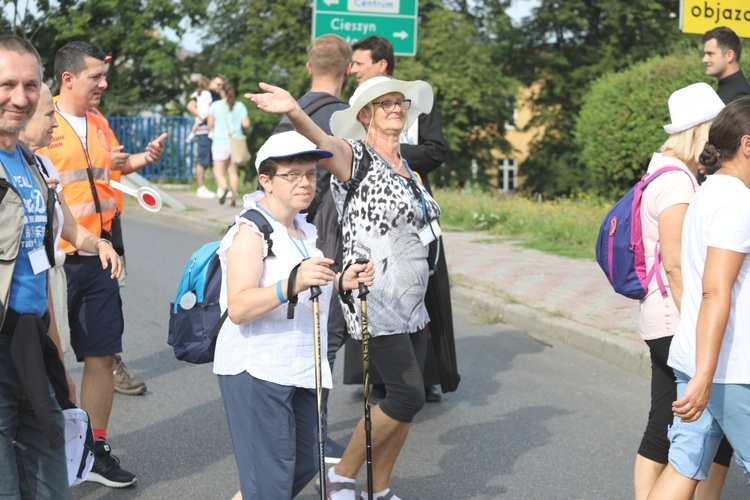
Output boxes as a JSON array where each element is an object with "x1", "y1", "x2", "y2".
[
  {"x1": 309, "y1": 285, "x2": 326, "y2": 500},
  {"x1": 355, "y1": 258, "x2": 374, "y2": 500}
]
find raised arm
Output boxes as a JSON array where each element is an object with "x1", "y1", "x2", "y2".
[{"x1": 245, "y1": 83, "x2": 353, "y2": 183}]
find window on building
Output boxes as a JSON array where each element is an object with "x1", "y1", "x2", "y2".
[{"x1": 497, "y1": 158, "x2": 517, "y2": 192}]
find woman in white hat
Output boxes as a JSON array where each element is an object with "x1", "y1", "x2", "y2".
[
  {"x1": 214, "y1": 131, "x2": 373, "y2": 499},
  {"x1": 634, "y1": 82, "x2": 731, "y2": 499},
  {"x1": 248, "y1": 77, "x2": 441, "y2": 500},
  {"x1": 647, "y1": 96, "x2": 750, "y2": 498}
]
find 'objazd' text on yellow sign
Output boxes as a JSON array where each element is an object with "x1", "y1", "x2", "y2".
[{"x1": 681, "y1": 0, "x2": 750, "y2": 37}]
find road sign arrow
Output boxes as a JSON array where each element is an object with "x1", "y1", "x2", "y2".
[
  {"x1": 393, "y1": 30, "x2": 409, "y2": 40},
  {"x1": 323, "y1": 0, "x2": 340, "y2": 5}
]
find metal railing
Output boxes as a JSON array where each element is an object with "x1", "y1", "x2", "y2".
[{"x1": 108, "y1": 116, "x2": 194, "y2": 182}]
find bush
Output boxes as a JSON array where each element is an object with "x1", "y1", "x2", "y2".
[{"x1": 575, "y1": 51, "x2": 713, "y2": 199}]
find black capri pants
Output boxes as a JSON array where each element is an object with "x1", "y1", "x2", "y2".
[{"x1": 370, "y1": 328, "x2": 428, "y2": 423}]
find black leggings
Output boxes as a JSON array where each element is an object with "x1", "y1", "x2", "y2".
[
  {"x1": 370, "y1": 328, "x2": 428, "y2": 423},
  {"x1": 639, "y1": 336, "x2": 733, "y2": 466}
]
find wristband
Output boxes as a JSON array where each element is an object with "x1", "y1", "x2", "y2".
[{"x1": 276, "y1": 280, "x2": 288, "y2": 304}]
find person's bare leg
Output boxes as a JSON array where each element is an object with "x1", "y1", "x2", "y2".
[
  {"x1": 196, "y1": 164, "x2": 206, "y2": 189},
  {"x1": 694, "y1": 463, "x2": 729, "y2": 500},
  {"x1": 647, "y1": 463, "x2": 698, "y2": 500},
  {"x1": 334, "y1": 405, "x2": 411, "y2": 492},
  {"x1": 228, "y1": 161, "x2": 240, "y2": 200},
  {"x1": 634, "y1": 454, "x2": 666, "y2": 500},
  {"x1": 214, "y1": 159, "x2": 228, "y2": 195},
  {"x1": 80, "y1": 355, "x2": 115, "y2": 430}
]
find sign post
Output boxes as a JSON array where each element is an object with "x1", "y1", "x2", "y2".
[
  {"x1": 680, "y1": 0, "x2": 750, "y2": 37},
  {"x1": 313, "y1": 0, "x2": 418, "y2": 56}
]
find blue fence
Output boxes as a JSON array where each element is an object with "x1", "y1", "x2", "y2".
[{"x1": 108, "y1": 116, "x2": 194, "y2": 182}]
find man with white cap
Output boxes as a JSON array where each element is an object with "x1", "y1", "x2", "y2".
[{"x1": 214, "y1": 131, "x2": 373, "y2": 500}]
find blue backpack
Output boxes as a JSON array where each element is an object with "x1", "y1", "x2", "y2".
[
  {"x1": 595, "y1": 166, "x2": 694, "y2": 300},
  {"x1": 168, "y1": 209, "x2": 273, "y2": 363}
]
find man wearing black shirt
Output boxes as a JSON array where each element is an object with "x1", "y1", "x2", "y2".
[{"x1": 702, "y1": 27, "x2": 750, "y2": 104}]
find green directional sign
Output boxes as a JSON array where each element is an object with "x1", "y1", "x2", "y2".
[{"x1": 313, "y1": 0, "x2": 418, "y2": 56}]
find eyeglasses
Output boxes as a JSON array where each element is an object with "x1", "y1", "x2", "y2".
[
  {"x1": 371, "y1": 99, "x2": 412, "y2": 112},
  {"x1": 271, "y1": 171, "x2": 319, "y2": 183}
]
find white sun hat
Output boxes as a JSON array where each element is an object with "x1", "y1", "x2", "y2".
[
  {"x1": 663, "y1": 82, "x2": 725, "y2": 134},
  {"x1": 254, "y1": 131, "x2": 333, "y2": 171},
  {"x1": 330, "y1": 76, "x2": 434, "y2": 140}
]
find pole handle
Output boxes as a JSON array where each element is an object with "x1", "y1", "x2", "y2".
[
  {"x1": 309, "y1": 286, "x2": 322, "y2": 300},
  {"x1": 355, "y1": 258, "x2": 370, "y2": 297}
]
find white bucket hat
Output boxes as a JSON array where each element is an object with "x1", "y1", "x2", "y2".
[
  {"x1": 663, "y1": 82, "x2": 725, "y2": 134},
  {"x1": 254, "y1": 131, "x2": 333, "y2": 171},
  {"x1": 330, "y1": 76, "x2": 434, "y2": 140}
]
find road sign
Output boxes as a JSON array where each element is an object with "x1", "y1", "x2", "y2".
[
  {"x1": 313, "y1": 0, "x2": 418, "y2": 56},
  {"x1": 680, "y1": 0, "x2": 750, "y2": 37}
]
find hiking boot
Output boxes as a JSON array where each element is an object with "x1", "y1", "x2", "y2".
[
  {"x1": 113, "y1": 354, "x2": 147, "y2": 395},
  {"x1": 86, "y1": 440, "x2": 137, "y2": 488}
]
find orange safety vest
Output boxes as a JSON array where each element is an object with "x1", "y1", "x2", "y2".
[{"x1": 37, "y1": 101, "x2": 121, "y2": 253}]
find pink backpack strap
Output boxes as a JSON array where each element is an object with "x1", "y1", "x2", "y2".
[{"x1": 644, "y1": 241, "x2": 668, "y2": 298}]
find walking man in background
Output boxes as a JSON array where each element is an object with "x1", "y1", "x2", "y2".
[
  {"x1": 702, "y1": 26, "x2": 750, "y2": 104},
  {"x1": 36, "y1": 41, "x2": 166, "y2": 488}
]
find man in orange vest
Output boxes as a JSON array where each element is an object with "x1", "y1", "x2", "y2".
[{"x1": 36, "y1": 41, "x2": 166, "y2": 489}]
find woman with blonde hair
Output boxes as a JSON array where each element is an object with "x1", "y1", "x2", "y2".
[
  {"x1": 647, "y1": 94, "x2": 750, "y2": 499},
  {"x1": 634, "y1": 82, "x2": 731, "y2": 499}
]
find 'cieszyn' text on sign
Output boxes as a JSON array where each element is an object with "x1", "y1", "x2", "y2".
[
  {"x1": 314, "y1": 0, "x2": 417, "y2": 56},
  {"x1": 681, "y1": 0, "x2": 750, "y2": 38}
]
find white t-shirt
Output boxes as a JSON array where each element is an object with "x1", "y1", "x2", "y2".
[
  {"x1": 212, "y1": 191, "x2": 333, "y2": 390},
  {"x1": 668, "y1": 174, "x2": 750, "y2": 383},
  {"x1": 638, "y1": 154, "x2": 697, "y2": 340}
]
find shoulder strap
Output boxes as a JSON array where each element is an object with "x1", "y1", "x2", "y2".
[
  {"x1": 302, "y1": 94, "x2": 345, "y2": 116},
  {"x1": 211, "y1": 208, "x2": 276, "y2": 340},
  {"x1": 239, "y1": 208, "x2": 275, "y2": 258},
  {"x1": 341, "y1": 145, "x2": 373, "y2": 220},
  {"x1": 274, "y1": 94, "x2": 345, "y2": 135}
]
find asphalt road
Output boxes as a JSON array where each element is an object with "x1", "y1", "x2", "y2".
[{"x1": 67, "y1": 215, "x2": 748, "y2": 499}]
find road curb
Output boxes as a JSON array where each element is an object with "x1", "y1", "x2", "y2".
[{"x1": 451, "y1": 285, "x2": 651, "y2": 379}]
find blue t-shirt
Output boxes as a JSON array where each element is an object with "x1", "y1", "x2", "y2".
[
  {"x1": 0, "y1": 146, "x2": 47, "y2": 316},
  {"x1": 209, "y1": 100, "x2": 248, "y2": 144}
]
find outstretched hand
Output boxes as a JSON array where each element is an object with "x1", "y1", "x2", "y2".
[{"x1": 245, "y1": 83, "x2": 297, "y2": 115}]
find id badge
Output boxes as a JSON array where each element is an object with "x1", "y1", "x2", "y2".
[
  {"x1": 418, "y1": 219, "x2": 442, "y2": 247},
  {"x1": 29, "y1": 246, "x2": 52, "y2": 275}
]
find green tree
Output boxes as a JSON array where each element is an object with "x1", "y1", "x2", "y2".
[
  {"x1": 199, "y1": 0, "x2": 517, "y2": 186},
  {"x1": 575, "y1": 51, "x2": 712, "y2": 198},
  {"x1": 3, "y1": 0, "x2": 209, "y2": 114},
  {"x1": 507, "y1": 0, "x2": 687, "y2": 196}
]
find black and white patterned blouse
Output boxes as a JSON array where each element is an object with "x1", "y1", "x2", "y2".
[{"x1": 330, "y1": 139, "x2": 441, "y2": 339}]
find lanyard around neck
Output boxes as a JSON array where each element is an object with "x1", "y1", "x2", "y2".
[
  {"x1": 366, "y1": 144, "x2": 429, "y2": 223},
  {"x1": 255, "y1": 203, "x2": 310, "y2": 260}
]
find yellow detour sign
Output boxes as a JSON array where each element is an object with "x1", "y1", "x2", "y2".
[{"x1": 681, "y1": 0, "x2": 750, "y2": 37}]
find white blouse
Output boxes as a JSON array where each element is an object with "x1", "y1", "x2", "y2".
[{"x1": 212, "y1": 191, "x2": 333, "y2": 390}]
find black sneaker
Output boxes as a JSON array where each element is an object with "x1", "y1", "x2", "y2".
[{"x1": 86, "y1": 440, "x2": 137, "y2": 488}]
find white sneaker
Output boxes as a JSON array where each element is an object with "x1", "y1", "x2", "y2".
[{"x1": 196, "y1": 186, "x2": 216, "y2": 199}]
